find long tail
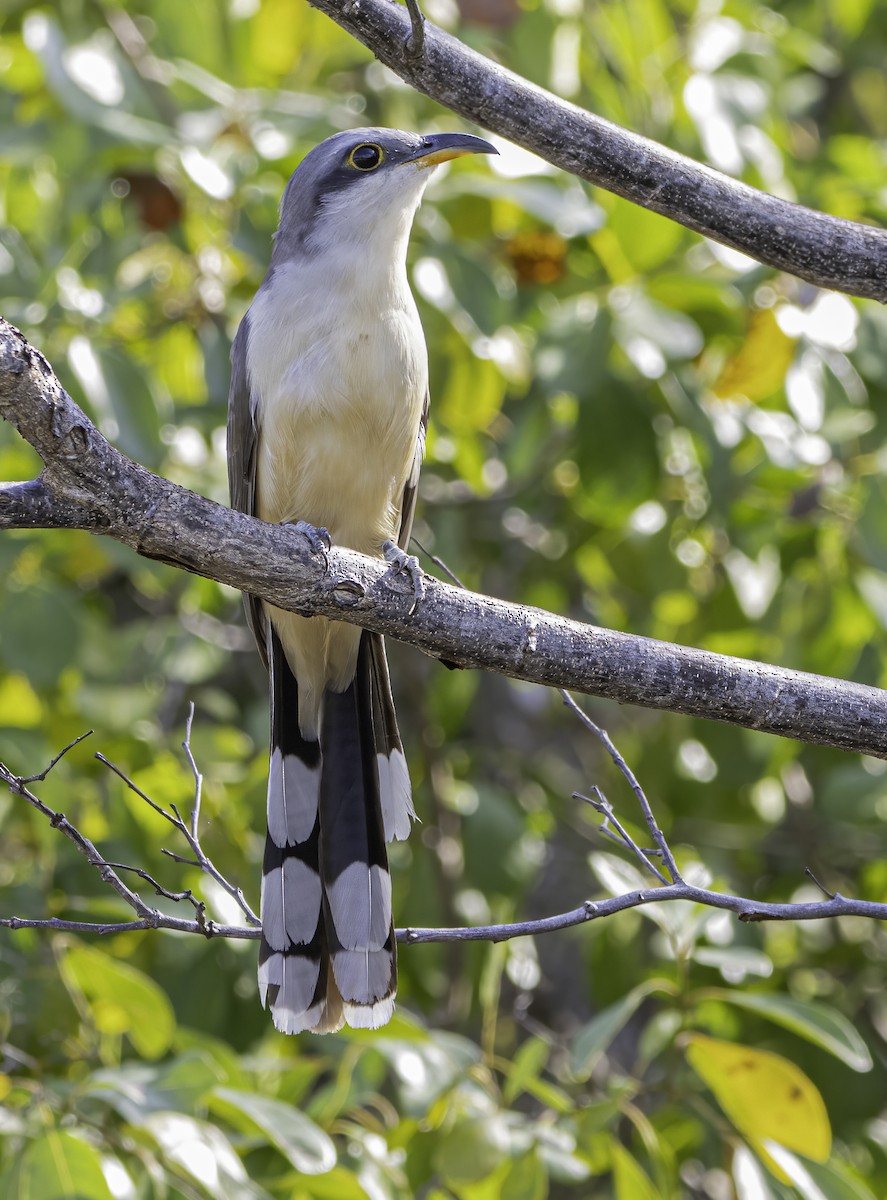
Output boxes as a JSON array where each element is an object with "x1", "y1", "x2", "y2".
[{"x1": 258, "y1": 628, "x2": 414, "y2": 1034}]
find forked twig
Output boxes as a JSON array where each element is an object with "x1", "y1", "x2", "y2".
[
  {"x1": 94, "y1": 704, "x2": 260, "y2": 927},
  {"x1": 560, "y1": 690, "x2": 683, "y2": 884}
]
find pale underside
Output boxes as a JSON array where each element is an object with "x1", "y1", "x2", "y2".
[{"x1": 247, "y1": 254, "x2": 428, "y2": 736}]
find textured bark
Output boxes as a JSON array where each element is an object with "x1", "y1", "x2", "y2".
[
  {"x1": 3, "y1": 318, "x2": 887, "y2": 758},
  {"x1": 307, "y1": 0, "x2": 887, "y2": 301}
]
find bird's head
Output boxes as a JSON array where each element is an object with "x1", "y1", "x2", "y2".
[{"x1": 271, "y1": 127, "x2": 497, "y2": 264}]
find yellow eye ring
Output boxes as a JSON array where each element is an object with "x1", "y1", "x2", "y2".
[{"x1": 348, "y1": 143, "x2": 385, "y2": 172}]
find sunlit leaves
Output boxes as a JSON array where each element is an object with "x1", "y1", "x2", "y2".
[
  {"x1": 7, "y1": 1130, "x2": 114, "y2": 1200},
  {"x1": 61, "y1": 942, "x2": 176, "y2": 1060},
  {"x1": 210, "y1": 1088, "x2": 336, "y2": 1174}
]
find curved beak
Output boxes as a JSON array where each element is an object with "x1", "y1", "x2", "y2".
[{"x1": 405, "y1": 132, "x2": 498, "y2": 169}]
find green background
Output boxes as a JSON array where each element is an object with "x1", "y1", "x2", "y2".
[{"x1": 1, "y1": 0, "x2": 887, "y2": 1195}]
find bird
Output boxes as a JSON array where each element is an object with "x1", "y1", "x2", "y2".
[{"x1": 227, "y1": 128, "x2": 497, "y2": 1034}]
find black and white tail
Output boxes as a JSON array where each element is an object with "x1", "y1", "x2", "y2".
[{"x1": 257, "y1": 628, "x2": 414, "y2": 1034}]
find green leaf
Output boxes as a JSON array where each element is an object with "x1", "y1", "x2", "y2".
[
  {"x1": 297, "y1": 1168, "x2": 370, "y2": 1200},
  {"x1": 61, "y1": 943, "x2": 176, "y2": 1060},
  {"x1": 0, "y1": 672, "x2": 43, "y2": 728},
  {"x1": 503, "y1": 1036, "x2": 549, "y2": 1104},
  {"x1": 570, "y1": 979, "x2": 671, "y2": 1080},
  {"x1": 502, "y1": 1149, "x2": 548, "y2": 1200},
  {"x1": 142, "y1": 1113, "x2": 254, "y2": 1200},
  {"x1": 763, "y1": 1146, "x2": 877, "y2": 1199},
  {"x1": 210, "y1": 1087, "x2": 336, "y2": 1175},
  {"x1": 85, "y1": 1053, "x2": 226, "y2": 1124},
  {"x1": 16, "y1": 1130, "x2": 113, "y2": 1200},
  {"x1": 706, "y1": 990, "x2": 872, "y2": 1072},
  {"x1": 607, "y1": 195, "x2": 684, "y2": 273},
  {"x1": 434, "y1": 1115, "x2": 512, "y2": 1186},
  {"x1": 612, "y1": 1142, "x2": 660, "y2": 1200},
  {"x1": 694, "y1": 946, "x2": 774, "y2": 980}
]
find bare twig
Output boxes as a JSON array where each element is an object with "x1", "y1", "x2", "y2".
[
  {"x1": 399, "y1": 884, "x2": 887, "y2": 943},
  {"x1": 0, "y1": 754, "x2": 158, "y2": 921},
  {"x1": 16, "y1": 730, "x2": 94, "y2": 784},
  {"x1": 561, "y1": 691, "x2": 683, "y2": 883},
  {"x1": 414, "y1": 543, "x2": 681, "y2": 885},
  {"x1": 95, "y1": 719, "x2": 261, "y2": 928},
  {"x1": 181, "y1": 703, "x2": 203, "y2": 841},
  {"x1": 804, "y1": 866, "x2": 837, "y2": 901},
  {"x1": 576, "y1": 787, "x2": 669, "y2": 886},
  {"x1": 105, "y1": 862, "x2": 201, "y2": 908},
  {"x1": 413, "y1": 536, "x2": 465, "y2": 588}
]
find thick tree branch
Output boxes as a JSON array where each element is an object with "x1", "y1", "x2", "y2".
[
  {"x1": 3, "y1": 317, "x2": 887, "y2": 759},
  {"x1": 308, "y1": 0, "x2": 887, "y2": 301}
]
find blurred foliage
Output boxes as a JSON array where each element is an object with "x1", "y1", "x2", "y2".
[{"x1": 2, "y1": 0, "x2": 887, "y2": 1196}]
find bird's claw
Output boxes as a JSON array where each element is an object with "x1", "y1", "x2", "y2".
[
  {"x1": 382, "y1": 540, "x2": 425, "y2": 613},
  {"x1": 289, "y1": 520, "x2": 332, "y2": 564}
]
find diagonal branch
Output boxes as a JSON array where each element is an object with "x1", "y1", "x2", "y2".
[
  {"x1": 308, "y1": 0, "x2": 887, "y2": 302},
  {"x1": 3, "y1": 318, "x2": 887, "y2": 759}
]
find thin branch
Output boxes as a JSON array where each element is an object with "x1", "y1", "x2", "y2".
[
  {"x1": 804, "y1": 866, "x2": 837, "y2": 901},
  {"x1": 0, "y1": 757, "x2": 157, "y2": 920},
  {"x1": 182, "y1": 703, "x2": 203, "y2": 841},
  {"x1": 17, "y1": 730, "x2": 94, "y2": 784},
  {"x1": 576, "y1": 787, "x2": 669, "y2": 886},
  {"x1": 310, "y1": 0, "x2": 887, "y2": 301},
  {"x1": 95, "y1": 752, "x2": 172, "y2": 823},
  {"x1": 413, "y1": 536, "x2": 465, "y2": 589},
  {"x1": 4, "y1": 884, "x2": 886, "y2": 944},
  {"x1": 95, "y1": 728, "x2": 260, "y2": 928},
  {"x1": 399, "y1": 885, "x2": 887, "y2": 943},
  {"x1": 0, "y1": 914, "x2": 255, "y2": 938},
  {"x1": 4, "y1": 319, "x2": 887, "y2": 760},
  {"x1": 561, "y1": 692, "x2": 683, "y2": 883},
  {"x1": 104, "y1": 862, "x2": 202, "y2": 909}
]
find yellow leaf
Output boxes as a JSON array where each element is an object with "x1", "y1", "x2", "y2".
[
  {"x1": 685, "y1": 1034, "x2": 831, "y2": 1183},
  {"x1": 713, "y1": 309, "x2": 796, "y2": 402},
  {"x1": 0, "y1": 673, "x2": 43, "y2": 728},
  {"x1": 251, "y1": 0, "x2": 303, "y2": 77}
]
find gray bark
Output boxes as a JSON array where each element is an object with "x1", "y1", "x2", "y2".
[
  {"x1": 3, "y1": 318, "x2": 887, "y2": 758},
  {"x1": 308, "y1": 0, "x2": 887, "y2": 302}
]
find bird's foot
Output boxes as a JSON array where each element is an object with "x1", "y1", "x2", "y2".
[
  {"x1": 382, "y1": 540, "x2": 425, "y2": 613},
  {"x1": 288, "y1": 520, "x2": 332, "y2": 566}
]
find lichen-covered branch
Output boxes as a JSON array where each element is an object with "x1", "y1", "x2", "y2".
[{"x1": 3, "y1": 318, "x2": 887, "y2": 758}]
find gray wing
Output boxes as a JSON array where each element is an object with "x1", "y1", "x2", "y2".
[
  {"x1": 227, "y1": 311, "x2": 268, "y2": 664},
  {"x1": 397, "y1": 389, "x2": 429, "y2": 550}
]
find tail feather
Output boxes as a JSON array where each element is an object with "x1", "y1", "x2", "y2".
[
  {"x1": 259, "y1": 629, "x2": 412, "y2": 1034},
  {"x1": 367, "y1": 634, "x2": 416, "y2": 842}
]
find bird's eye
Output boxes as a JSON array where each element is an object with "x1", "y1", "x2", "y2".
[{"x1": 348, "y1": 143, "x2": 384, "y2": 171}]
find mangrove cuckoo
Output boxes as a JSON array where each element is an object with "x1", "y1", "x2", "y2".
[{"x1": 227, "y1": 128, "x2": 496, "y2": 1033}]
